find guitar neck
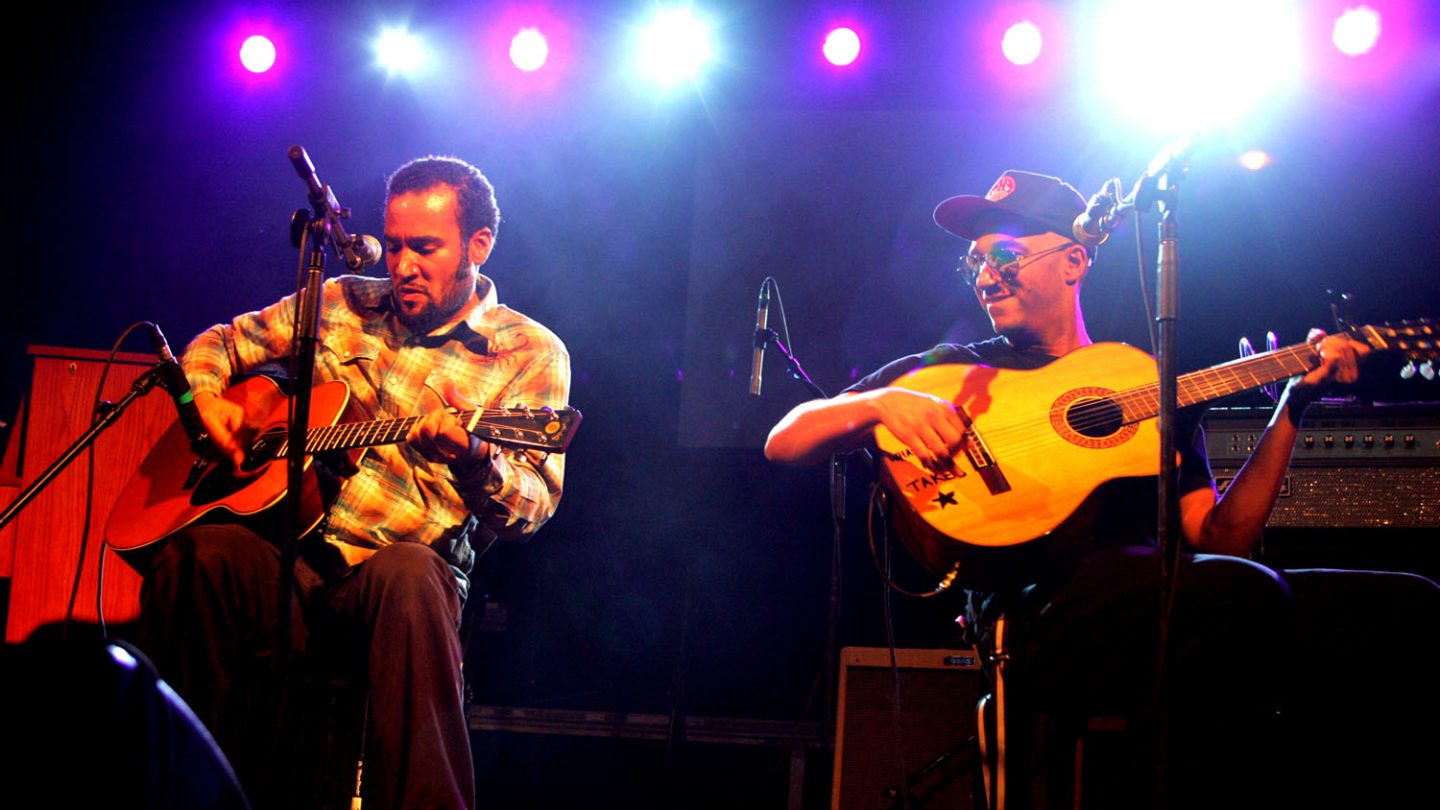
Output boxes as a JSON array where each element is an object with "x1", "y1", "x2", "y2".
[
  {"x1": 306, "y1": 413, "x2": 432, "y2": 453},
  {"x1": 268, "y1": 408, "x2": 567, "y2": 458},
  {"x1": 1116, "y1": 342, "x2": 1318, "y2": 423}
]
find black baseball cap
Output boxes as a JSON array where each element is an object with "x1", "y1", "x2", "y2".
[{"x1": 934, "y1": 170, "x2": 1093, "y2": 247}]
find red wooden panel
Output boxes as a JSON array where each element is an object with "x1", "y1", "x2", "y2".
[{"x1": 5, "y1": 347, "x2": 176, "y2": 642}]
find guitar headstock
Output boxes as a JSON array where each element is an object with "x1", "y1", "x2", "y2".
[
  {"x1": 1351, "y1": 320, "x2": 1438, "y2": 380},
  {"x1": 471, "y1": 406, "x2": 583, "y2": 452}
]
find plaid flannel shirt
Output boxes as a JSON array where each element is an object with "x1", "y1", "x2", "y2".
[{"x1": 181, "y1": 273, "x2": 569, "y2": 577}]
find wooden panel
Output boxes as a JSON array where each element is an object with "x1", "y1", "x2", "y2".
[
  {"x1": 5, "y1": 347, "x2": 176, "y2": 642},
  {"x1": 0, "y1": 395, "x2": 27, "y2": 578}
]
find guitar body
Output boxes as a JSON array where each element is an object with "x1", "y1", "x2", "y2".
[
  {"x1": 105, "y1": 376, "x2": 352, "y2": 554},
  {"x1": 876, "y1": 343, "x2": 1165, "y2": 567}
]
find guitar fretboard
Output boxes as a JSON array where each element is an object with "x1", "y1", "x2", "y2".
[
  {"x1": 1111, "y1": 343, "x2": 1318, "y2": 423},
  {"x1": 265, "y1": 408, "x2": 559, "y2": 458}
]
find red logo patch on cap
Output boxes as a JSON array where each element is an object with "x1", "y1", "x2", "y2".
[{"x1": 986, "y1": 175, "x2": 1016, "y2": 201}]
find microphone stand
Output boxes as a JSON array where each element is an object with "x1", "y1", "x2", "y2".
[
  {"x1": 758, "y1": 328, "x2": 850, "y2": 752},
  {"x1": 1091, "y1": 139, "x2": 1192, "y2": 808},
  {"x1": 262, "y1": 147, "x2": 358, "y2": 796},
  {"x1": 276, "y1": 145, "x2": 367, "y2": 647},
  {"x1": 1144, "y1": 149, "x2": 1190, "y2": 810},
  {"x1": 0, "y1": 362, "x2": 177, "y2": 533}
]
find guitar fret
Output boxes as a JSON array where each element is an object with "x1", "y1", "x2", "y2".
[
  {"x1": 348, "y1": 421, "x2": 371, "y2": 449},
  {"x1": 1106, "y1": 344, "x2": 1320, "y2": 425},
  {"x1": 314, "y1": 425, "x2": 335, "y2": 452}
]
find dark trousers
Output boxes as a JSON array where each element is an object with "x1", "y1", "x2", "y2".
[
  {"x1": 992, "y1": 546, "x2": 1440, "y2": 809},
  {"x1": 136, "y1": 524, "x2": 475, "y2": 810}
]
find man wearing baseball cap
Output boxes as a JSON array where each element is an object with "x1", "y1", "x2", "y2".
[{"x1": 762, "y1": 171, "x2": 1436, "y2": 807}]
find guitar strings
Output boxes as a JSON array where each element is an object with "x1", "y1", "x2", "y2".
[{"x1": 897, "y1": 345, "x2": 1316, "y2": 465}]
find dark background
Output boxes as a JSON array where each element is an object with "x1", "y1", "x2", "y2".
[{"x1": 5, "y1": 2, "x2": 1438, "y2": 807}]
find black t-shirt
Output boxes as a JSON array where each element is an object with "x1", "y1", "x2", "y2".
[{"x1": 844, "y1": 337, "x2": 1215, "y2": 595}]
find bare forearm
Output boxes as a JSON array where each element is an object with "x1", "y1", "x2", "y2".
[
  {"x1": 1195, "y1": 384, "x2": 1308, "y2": 554},
  {"x1": 764, "y1": 393, "x2": 878, "y2": 466}
]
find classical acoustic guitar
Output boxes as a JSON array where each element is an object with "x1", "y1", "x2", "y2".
[
  {"x1": 874, "y1": 321, "x2": 1437, "y2": 575},
  {"x1": 105, "y1": 375, "x2": 581, "y2": 554}
]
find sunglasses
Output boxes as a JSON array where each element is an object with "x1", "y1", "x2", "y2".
[{"x1": 959, "y1": 241, "x2": 1079, "y2": 287}]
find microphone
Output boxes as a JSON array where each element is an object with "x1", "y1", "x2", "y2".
[
  {"x1": 1074, "y1": 137, "x2": 1199, "y2": 246},
  {"x1": 147, "y1": 323, "x2": 210, "y2": 453},
  {"x1": 287, "y1": 145, "x2": 383, "y2": 271},
  {"x1": 342, "y1": 233, "x2": 384, "y2": 270},
  {"x1": 1072, "y1": 178, "x2": 1125, "y2": 245},
  {"x1": 749, "y1": 281, "x2": 771, "y2": 397}
]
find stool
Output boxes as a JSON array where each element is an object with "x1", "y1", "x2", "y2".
[
  {"x1": 975, "y1": 617, "x2": 1137, "y2": 810},
  {"x1": 291, "y1": 652, "x2": 370, "y2": 809}
]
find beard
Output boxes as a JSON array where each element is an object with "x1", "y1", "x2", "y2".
[{"x1": 394, "y1": 258, "x2": 476, "y2": 334}]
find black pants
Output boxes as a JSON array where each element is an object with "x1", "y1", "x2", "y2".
[
  {"x1": 991, "y1": 546, "x2": 1440, "y2": 809},
  {"x1": 137, "y1": 525, "x2": 475, "y2": 810}
]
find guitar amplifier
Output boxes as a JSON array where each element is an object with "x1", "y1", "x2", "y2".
[
  {"x1": 833, "y1": 647, "x2": 985, "y2": 810},
  {"x1": 1206, "y1": 403, "x2": 1440, "y2": 529}
]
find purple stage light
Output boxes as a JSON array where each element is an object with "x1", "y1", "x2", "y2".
[{"x1": 823, "y1": 27, "x2": 861, "y2": 66}]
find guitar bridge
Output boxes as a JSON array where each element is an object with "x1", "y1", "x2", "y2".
[
  {"x1": 957, "y1": 407, "x2": 1011, "y2": 496},
  {"x1": 182, "y1": 456, "x2": 209, "y2": 491}
]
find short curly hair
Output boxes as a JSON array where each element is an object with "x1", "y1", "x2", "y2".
[{"x1": 386, "y1": 155, "x2": 501, "y2": 239}]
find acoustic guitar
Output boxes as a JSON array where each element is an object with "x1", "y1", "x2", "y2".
[
  {"x1": 105, "y1": 375, "x2": 581, "y2": 554},
  {"x1": 874, "y1": 321, "x2": 1437, "y2": 575}
]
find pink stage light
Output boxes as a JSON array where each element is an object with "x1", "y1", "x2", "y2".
[
  {"x1": 1333, "y1": 6, "x2": 1382, "y2": 55},
  {"x1": 1001, "y1": 21, "x2": 1042, "y2": 66},
  {"x1": 239, "y1": 35, "x2": 276, "y2": 74},
  {"x1": 510, "y1": 27, "x2": 549, "y2": 72}
]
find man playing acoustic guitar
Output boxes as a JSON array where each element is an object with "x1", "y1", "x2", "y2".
[
  {"x1": 765, "y1": 171, "x2": 1438, "y2": 808},
  {"x1": 135, "y1": 156, "x2": 570, "y2": 809}
]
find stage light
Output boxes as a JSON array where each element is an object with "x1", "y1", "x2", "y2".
[
  {"x1": 511, "y1": 27, "x2": 549, "y2": 72},
  {"x1": 1333, "y1": 6, "x2": 1381, "y2": 56},
  {"x1": 1090, "y1": 0, "x2": 1302, "y2": 135},
  {"x1": 238, "y1": 35, "x2": 276, "y2": 74},
  {"x1": 375, "y1": 27, "x2": 425, "y2": 76},
  {"x1": 823, "y1": 27, "x2": 861, "y2": 67},
  {"x1": 635, "y1": 7, "x2": 713, "y2": 85},
  {"x1": 1238, "y1": 150, "x2": 1272, "y2": 171},
  {"x1": 1001, "y1": 21, "x2": 1043, "y2": 66}
]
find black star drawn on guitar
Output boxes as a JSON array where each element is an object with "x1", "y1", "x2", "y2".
[{"x1": 932, "y1": 490, "x2": 957, "y2": 509}]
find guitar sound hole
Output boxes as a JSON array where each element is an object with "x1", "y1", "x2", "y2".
[
  {"x1": 187, "y1": 438, "x2": 275, "y2": 507},
  {"x1": 1068, "y1": 399, "x2": 1124, "y2": 439},
  {"x1": 245, "y1": 433, "x2": 284, "y2": 474}
]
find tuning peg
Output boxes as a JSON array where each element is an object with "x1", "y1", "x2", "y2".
[
  {"x1": 1421, "y1": 361, "x2": 1436, "y2": 381},
  {"x1": 1327, "y1": 290, "x2": 1355, "y2": 334},
  {"x1": 1401, "y1": 361, "x2": 1417, "y2": 380},
  {"x1": 1239, "y1": 334, "x2": 1279, "y2": 402}
]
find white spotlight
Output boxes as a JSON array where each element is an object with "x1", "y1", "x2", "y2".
[
  {"x1": 375, "y1": 27, "x2": 425, "y2": 76},
  {"x1": 1238, "y1": 150, "x2": 1271, "y2": 171},
  {"x1": 635, "y1": 7, "x2": 713, "y2": 85},
  {"x1": 1092, "y1": 0, "x2": 1303, "y2": 135}
]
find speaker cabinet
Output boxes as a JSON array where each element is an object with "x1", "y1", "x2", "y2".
[{"x1": 832, "y1": 647, "x2": 985, "y2": 810}]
